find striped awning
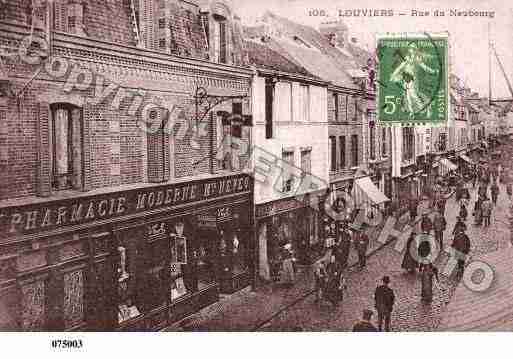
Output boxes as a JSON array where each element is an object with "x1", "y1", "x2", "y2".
[{"x1": 352, "y1": 176, "x2": 390, "y2": 206}]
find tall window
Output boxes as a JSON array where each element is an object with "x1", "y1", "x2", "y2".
[
  {"x1": 147, "y1": 109, "x2": 170, "y2": 182},
  {"x1": 438, "y1": 133, "x2": 447, "y2": 152},
  {"x1": 213, "y1": 18, "x2": 227, "y2": 64},
  {"x1": 300, "y1": 149, "x2": 312, "y2": 177},
  {"x1": 276, "y1": 82, "x2": 292, "y2": 122},
  {"x1": 402, "y1": 127, "x2": 414, "y2": 161},
  {"x1": 300, "y1": 85, "x2": 310, "y2": 122},
  {"x1": 51, "y1": 104, "x2": 83, "y2": 191},
  {"x1": 329, "y1": 136, "x2": 336, "y2": 172},
  {"x1": 265, "y1": 78, "x2": 274, "y2": 139},
  {"x1": 282, "y1": 150, "x2": 294, "y2": 192},
  {"x1": 369, "y1": 125, "x2": 376, "y2": 160},
  {"x1": 351, "y1": 134, "x2": 358, "y2": 167},
  {"x1": 339, "y1": 136, "x2": 346, "y2": 169},
  {"x1": 333, "y1": 93, "x2": 339, "y2": 121},
  {"x1": 382, "y1": 127, "x2": 387, "y2": 156}
]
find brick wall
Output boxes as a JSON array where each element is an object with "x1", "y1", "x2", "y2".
[
  {"x1": 1, "y1": 0, "x2": 136, "y2": 46},
  {"x1": 0, "y1": 37, "x2": 251, "y2": 201}
]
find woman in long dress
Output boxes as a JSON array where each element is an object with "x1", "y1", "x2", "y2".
[
  {"x1": 401, "y1": 232, "x2": 418, "y2": 273},
  {"x1": 421, "y1": 263, "x2": 439, "y2": 303},
  {"x1": 280, "y1": 245, "x2": 295, "y2": 286},
  {"x1": 390, "y1": 42, "x2": 439, "y2": 119}
]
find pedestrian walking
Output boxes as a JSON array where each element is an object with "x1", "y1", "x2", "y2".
[
  {"x1": 325, "y1": 267, "x2": 346, "y2": 309},
  {"x1": 420, "y1": 213, "x2": 433, "y2": 234},
  {"x1": 491, "y1": 181, "x2": 500, "y2": 206},
  {"x1": 409, "y1": 197, "x2": 418, "y2": 222},
  {"x1": 355, "y1": 230, "x2": 370, "y2": 269},
  {"x1": 452, "y1": 216, "x2": 467, "y2": 235},
  {"x1": 506, "y1": 182, "x2": 512, "y2": 200},
  {"x1": 451, "y1": 231, "x2": 471, "y2": 277},
  {"x1": 374, "y1": 276, "x2": 395, "y2": 332},
  {"x1": 433, "y1": 211, "x2": 447, "y2": 251},
  {"x1": 314, "y1": 260, "x2": 328, "y2": 304},
  {"x1": 482, "y1": 198, "x2": 492, "y2": 227},
  {"x1": 280, "y1": 245, "x2": 295, "y2": 287},
  {"x1": 459, "y1": 203, "x2": 468, "y2": 222},
  {"x1": 437, "y1": 197, "x2": 446, "y2": 216},
  {"x1": 335, "y1": 229, "x2": 351, "y2": 270},
  {"x1": 401, "y1": 231, "x2": 418, "y2": 273},
  {"x1": 420, "y1": 263, "x2": 440, "y2": 304},
  {"x1": 353, "y1": 309, "x2": 378, "y2": 332},
  {"x1": 473, "y1": 197, "x2": 483, "y2": 226},
  {"x1": 478, "y1": 183, "x2": 488, "y2": 199}
]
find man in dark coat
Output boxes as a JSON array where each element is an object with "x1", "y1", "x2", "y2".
[
  {"x1": 420, "y1": 213, "x2": 433, "y2": 234},
  {"x1": 452, "y1": 216, "x2": 467, "y2": 235},
  {"x1": 433, "y1": 212, "x2": 447, "y2": 251},
  {"x1": 335, "y1": 229, "x2": 351, "y2": 269},
  {"x1": 409, "y1": 197, "x2": 418, "y2": 222},
  {"x1": 374, "y1": 276, "x2": 395, "y2": 332},
  {"x1": 437, "y1": 198, "x2": 446, "y2": 216},
  {"x1": 353, "y1": 309, "x2": 378, "y2": 332},
  {"x1": 452, "y1": 231, "x2": 471, "y2": 276},
  {"x1": 491, "y1": 181, "x2": 500, "y2": 206},
  {"x1": 355, "y1": 230, "x2": 370, "y2": 269}
]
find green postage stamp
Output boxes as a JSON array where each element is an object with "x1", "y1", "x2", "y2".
[{"x1": 377, "y1": 33, "x2": 449, "y2": 126}]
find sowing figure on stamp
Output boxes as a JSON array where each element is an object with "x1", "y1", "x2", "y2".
[{"x1": 390, "y1": 43, "x2": 438, "y2": 119}]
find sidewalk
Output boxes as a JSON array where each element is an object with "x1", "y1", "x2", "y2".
[{"x1": 164, "y1": 194, "x2": 450, "y2": 331}]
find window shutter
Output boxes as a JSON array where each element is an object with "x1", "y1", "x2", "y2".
[
  {"x1": 146, "y1": 110, "x2": 169, "y2": 183},
  {"x1": 71, "y1": 108, "x2": 83, "y2": 190},
  {"x1": 82, "y1": 103, "x2": 93, "y2": 191},
  {"x1": 36, "y1": 103, "x2": 52, "y2": 197},
  {"x1": 265, "y1": 78, "x2": 274, "y2": 139}
]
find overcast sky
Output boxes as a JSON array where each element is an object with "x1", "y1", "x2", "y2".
[{"x1": 233, "y1": 0, "x2": 513, "y2": 99}]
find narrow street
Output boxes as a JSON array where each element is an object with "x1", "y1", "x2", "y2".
[{"x1": 168, "y1": 151, "x2": 512, "y2": 332}]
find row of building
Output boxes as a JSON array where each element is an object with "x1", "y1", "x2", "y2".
[{"x1": 0, "y1": 0, "x2": 511, "y2": 331}]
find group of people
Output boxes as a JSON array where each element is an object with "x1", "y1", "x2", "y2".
[{"x1": 314, "y1": 225, "x2": 370, "y2": 308}]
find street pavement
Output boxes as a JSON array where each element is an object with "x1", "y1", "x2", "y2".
[
  {"x1": 165, "y1": 148, "x2": 512, "y2": 332},
  {"x1": 257, "y1": 180, "x2": 511, "y2": 332}
]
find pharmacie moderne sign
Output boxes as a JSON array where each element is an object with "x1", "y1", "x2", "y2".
[{"x1": 0, "y1": 174, "x2": 251, "y2": 239}]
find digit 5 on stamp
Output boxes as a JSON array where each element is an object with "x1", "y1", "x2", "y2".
[{"x1": 376, "y1": 32, "x2": 449, "y2": 127}]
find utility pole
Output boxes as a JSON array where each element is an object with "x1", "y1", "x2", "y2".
[{"x1": 488, "y1": 22, "x2": 492, "y2": 107}]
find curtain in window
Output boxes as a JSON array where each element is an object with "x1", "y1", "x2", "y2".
[{"x1": 54, "y1": 109, "x2": 69, "y2": 175}]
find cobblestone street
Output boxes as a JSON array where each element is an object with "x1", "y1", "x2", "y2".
[
  {"x1": 258, "y1": 181, "x2": 511, "y2": 331},
  {"x1": 168, "y1": 162, "x2": 512, "y2": 332}
]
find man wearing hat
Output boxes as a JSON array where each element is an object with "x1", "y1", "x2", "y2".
[
  {"x1": 374, "y1": 276, "x2": 395, "y2": 332},
  {"x1": 353, "y1": 309, "x2": 378, "y2": 332}
]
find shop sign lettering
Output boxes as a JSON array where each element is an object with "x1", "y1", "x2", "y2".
[
  {"x1": 0, "y1": 174, "x2": 251, "y2": 239},
  {"x1": 256, "y1": 198, "x2": 304, "y2": 219}
]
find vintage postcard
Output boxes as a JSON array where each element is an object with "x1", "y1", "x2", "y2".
[{"x1": 0, "y1": 0, "x2": 513, "y2": 356}]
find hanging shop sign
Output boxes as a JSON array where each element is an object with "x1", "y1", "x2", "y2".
[{"x1": 0, "y1": 174, "x2": 251, "y2": 240}]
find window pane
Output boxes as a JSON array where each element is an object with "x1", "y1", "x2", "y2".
[{"x1": 55, "y1": 109, "x2": 69, "y2": 175}]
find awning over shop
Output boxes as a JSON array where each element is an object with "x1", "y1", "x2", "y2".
[
  {"x1": 459, "y1": 154, "x2": 475, "y2": 165},
  {"x1": 352, "y1": 176, "x2": 390, "y2": 206},
  {"x1": 439, "y1": 158, "x2": 458, "y2": 175},
  {"x1": 438, "y1": 247, "x2": 513, "y2": 331}
]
